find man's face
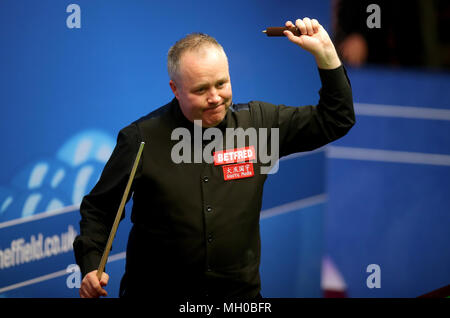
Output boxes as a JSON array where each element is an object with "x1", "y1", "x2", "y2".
[{"x1": 169, "y1": 46, "x2": 232, "y2": 128}]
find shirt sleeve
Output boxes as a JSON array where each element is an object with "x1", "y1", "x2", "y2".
[
  {"x1": 72, "y1": 123, "x2": 142, "y2": 277},
  {"x1": 252, "y1": 65, "x2": 355, "y2": 157}
]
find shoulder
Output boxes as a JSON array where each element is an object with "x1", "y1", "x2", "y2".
[
  {"x1": 230, "y1": 100, "x2": 278, "y2": 114},
  {"x1": 229, "y1": 103, "x2": 250, "y2": 112},
  {"x1": 229, "y1": 101, "x2": 279, "y2": 128},
  {"x1": 132, "y1": 101, "x2": 173, "y2": 126},
  {"x1": 118, "y1": 100, "x2": 174, "y2": 139}
]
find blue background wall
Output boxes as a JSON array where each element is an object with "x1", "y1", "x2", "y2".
[
  {"x1": 326, "y1": 66, "x2": 450, "y2": 297},
  {"x1": 0, "y1": 0, "x2": 449, "y2": 298}
]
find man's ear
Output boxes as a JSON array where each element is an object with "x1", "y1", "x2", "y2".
[{"x1": 169, "y1": 80, "x2": 179, "y2": 99}]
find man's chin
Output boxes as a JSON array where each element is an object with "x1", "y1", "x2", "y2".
[
  {"x1": 202, "y1": 114, "x2": 226, "y2": 127},
  {"x1": 201, "y1": 119, "x2": 222, "y2": 128},
  {"x1": 202, "y1": 107, "x2": 227, "y2": 127}
]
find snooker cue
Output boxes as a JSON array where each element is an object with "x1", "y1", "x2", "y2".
[{"x1": 96, "y1": 141, "x2": 145, "y2": 280}]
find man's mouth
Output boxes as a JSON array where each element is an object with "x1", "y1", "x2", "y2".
[{"x1": 206, "y1": 103, "x2": 223, "y2": 110}]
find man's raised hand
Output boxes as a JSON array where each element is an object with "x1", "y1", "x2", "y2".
[{"x1": 283, "y1": 18, "x2": 341, "y2": 69}]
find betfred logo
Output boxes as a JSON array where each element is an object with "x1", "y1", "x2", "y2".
[{"x1": 213, "y1": 146, "x2": 256, "y2": 166}]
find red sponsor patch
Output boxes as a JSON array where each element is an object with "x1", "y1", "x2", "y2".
[
  {"x1": 222, "y1": 162, "x2": 254, "y2": 181},
  {"x1": 213, "y1": 146, "x2": 256, "y2": 166}
]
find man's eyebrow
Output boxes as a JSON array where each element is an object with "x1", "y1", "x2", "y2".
[
  {"x1": 192, "y1": 77, "x2": 229, "y2": 91},
  {"x1": 217, "y1": 77, "x2": 229, "y2": 83},
  {"x1": 192, "y1": 83, "x2": 209, "y2": 91}
]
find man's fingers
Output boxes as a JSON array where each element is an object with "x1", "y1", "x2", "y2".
[
  {"x1": 82, "y1": 289, "x2": 95, "y2": 298},
  {"x1": 99, "y1": 273, "x2": 109, "y2": 296},
  {"x1": 295, "y1": 18, "x2": 307, "y2": 35},
  {"x1": 80, "y1": 284, "x2": 95, "y2": 298},
  {"x1": 302, "y1": 17, "x2": 313, "y2": 36},
  {"x1": 80, "y1": 274, "x2": 107, "y2": 297},
  {"x1": 285, "y1": 20, "x2": 298, "y2": 35},
  {"x1": 78, "y1": 270, "x2": 109, "y2": 298},
  {"x1": 87, "y1": 276, "x2": 106, "y2": 296},
  {"x1": 311, "y1": 19, "x2": 319, "y2": 33},
  {"x1": 285, "y1": 20, "x2": 294, "y2": 28},
  {"x1": 85, "y1": 281, "x2": 100, "y2": 297},
  {"x1": 99, "y1": 281, "x2": 108, "y2": 296},
  {"x1": 286, "y1": 18, "x2": 320, "y2": 36},
  {"x1": 84, "y1": 283, "x2": 106, "y2": 297},
  {"x1": 99, "y1": 288, "x2": 108, "y2": 297},
  {"x1": 100, "y1": 272, "x2": 109, "y2": 286}
]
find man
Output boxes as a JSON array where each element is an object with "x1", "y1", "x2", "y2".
[{"x1": 73, "y1": 18, "x2": 355, "y2": 299}]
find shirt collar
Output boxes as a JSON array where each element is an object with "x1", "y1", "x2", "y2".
[{"x1": 171, "y1": 98, "x2": 230, "y2": 134}]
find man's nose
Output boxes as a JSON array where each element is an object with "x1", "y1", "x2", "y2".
[{"x1": 207, "y1": 88, "x2": 221, "y2": 104}]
